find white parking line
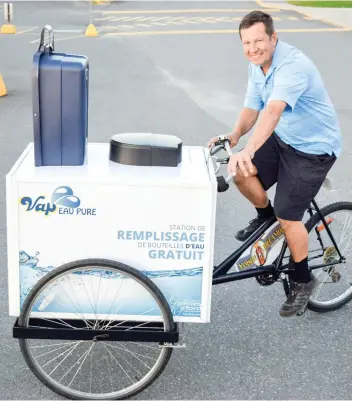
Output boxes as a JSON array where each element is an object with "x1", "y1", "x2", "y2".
[
  {"x1": 153, "y1": 17, "x2": 172, "y2": 21},
  {"x1": 108, "y1": 16, "x2": 135, "y2": 21},
  {"x1": 110, "y1": 16, "x2": 144, "y2": 21},
  {"x1": 29, "y1": 35, "x2": 86, "y2": 44},
  {"x1": 16, "y1": 27, "x2": 38, "y2": 34},
  {"x1": 138, "y1": 17, "x2": 159, "y2": 21},
  {"x1": 93, "y1": 16, "x2": 116, "y2": 21}
]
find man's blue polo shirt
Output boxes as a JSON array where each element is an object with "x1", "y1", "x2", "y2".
[{"x1": 244, "y1": 40, "x2": 342, "y2": 157}]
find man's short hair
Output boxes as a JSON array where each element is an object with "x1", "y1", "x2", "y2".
[{"x1": 239, "y1": 11, "x2": 275, "y2": 38}]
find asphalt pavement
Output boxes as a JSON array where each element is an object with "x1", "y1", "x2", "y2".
[{"x1": 0, "y1": 1, "x2": 351, "y2": 400}]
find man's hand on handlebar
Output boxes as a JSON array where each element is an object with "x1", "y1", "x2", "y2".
[
  {"x1": 207, "y1": 133, "x2": 256, "y2": 192},
  {"x1": 207, "y1": 133, "x2": 239, "y2": 149}
]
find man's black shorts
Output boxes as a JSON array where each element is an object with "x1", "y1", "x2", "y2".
[{"x1": 252, "y1": 133, "x2": 336, "y2": 221}]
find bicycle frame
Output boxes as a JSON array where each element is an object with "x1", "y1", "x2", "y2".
[{"x1": 212, "y1": 199, "x2": 345, "y2": 286}]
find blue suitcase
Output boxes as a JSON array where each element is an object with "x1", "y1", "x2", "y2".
[{"x1": 32, "y1": 25, "x2": 89, "y2": 166}]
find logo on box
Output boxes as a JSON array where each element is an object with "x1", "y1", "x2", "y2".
[{"x1": 20, "y1": 186, "x2": 96, "y2": 216}]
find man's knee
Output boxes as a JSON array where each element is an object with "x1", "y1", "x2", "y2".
[
  {"x1": 277, "y1": 217, "x2": 293, "y2": 230},
  {"x1": 233, "y1": 166, "x2": 258, "y2": 184},
  {"x1": 277, "y1": 216, "x2": 304, "y2": 232}
]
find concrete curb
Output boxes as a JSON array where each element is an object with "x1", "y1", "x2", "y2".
[{"x1": 257, "y1": 0, "x2": 352, "y2": 29}]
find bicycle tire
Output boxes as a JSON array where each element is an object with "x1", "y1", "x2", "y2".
[
  {"x1": 18, "y1": 258, "x2": 174, "y2": 400},
  {"x1": 305, "y1": 202, "x2": 352, "y2": 313}
]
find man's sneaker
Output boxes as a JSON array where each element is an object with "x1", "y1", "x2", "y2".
[
  {"x1": 235, "y1": 216, "x2": 273, "y2": 242},
  {"x1": 279, "y1": 276, "x2": 319, "y2": 317}
]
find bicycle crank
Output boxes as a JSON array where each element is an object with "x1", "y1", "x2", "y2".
[{"x1": 255, "y1": 273, "x2": 278, "y2": 286}]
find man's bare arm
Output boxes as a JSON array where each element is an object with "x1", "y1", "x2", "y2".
[
  {"x1": 245, "y1": 101, "x2": 286, "y2": 155},
  {"x1": 229, "y1": 107, "x2": 260, "y2": 145},
  {"x1": 208, "y1": 107, "x2": 260, "y2": 149}
]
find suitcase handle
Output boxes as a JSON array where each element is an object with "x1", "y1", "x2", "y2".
[
  {"x1": 33, "y1": 25, "x2": 55, "y2": 166},
  {"x1": 38, "y1": 25, "x2": 55, "y2": 52}
]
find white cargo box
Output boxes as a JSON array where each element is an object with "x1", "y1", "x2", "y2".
[{"x1": 6, "y1": 142, "x2": 217, "y2": 323}]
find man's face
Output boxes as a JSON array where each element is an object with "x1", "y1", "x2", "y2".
[{"x1": 240, "y1": 22, "x2": 277, "y2": 68}]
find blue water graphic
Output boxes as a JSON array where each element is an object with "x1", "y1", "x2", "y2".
[
  {"x1": 19, "y1": 251, "x2": 202, "y2": 278},
  {"x1": 19, "y1": 251, "x2": 203, "y2": 317}
]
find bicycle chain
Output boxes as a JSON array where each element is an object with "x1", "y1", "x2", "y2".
[{"x1": 255, "y1": 273, "x2": 277, "y2": 286}]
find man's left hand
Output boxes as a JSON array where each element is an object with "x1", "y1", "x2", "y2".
[{"x1": 227, "y1": 147, "x2": 255, "y2": 177}]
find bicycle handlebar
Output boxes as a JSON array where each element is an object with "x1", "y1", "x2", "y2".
[
  {"x1": 208, "y1": 138, "x2": 234, "y2": 192},
  {"x1": 209, "y1": 144, "x2": 224, "y2": 156}
]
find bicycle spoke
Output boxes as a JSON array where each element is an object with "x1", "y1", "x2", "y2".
[
  {"x1": 68, "y1": 344, "x2": 94, "y2": 388},
  {"x1": 89, "y1": 273, "x2": 98, "y2": 319},
  {"x1": 338, "y1": 215, "x2": 350, "y2": 247},
  {"x1": 104, "y1": 343, "x2": 114, "y2": 392},
  {"x1": 341, "y1": 234, "x2": 352, "y2": 256},
  {"x1": 107, "y1": 308, "x2": 158, "y2": 331},
  {"x1": 126, "y1": 321, "x2": 153, "y2": 331},
  {"x1": 339, "y1": 228, "x2": 351, "y2": 249},
  {"x1": 79, "y1": 275, "x2": 99, "y2": 322},
  {"x1": 103, "y1": 343, "x2": 135, "y2": 385},
  {"x1": 33, "y1": 317, "x2": 80, "y2": 330},
  {"x1": 101, "y1": 278, "x2": 125, "y2": 330},
  {"x1": 34, "y1": 342, "x2": 81, "y2": 359},
  {"x1": 57, "y1": 277, "x2": 94, "y2": 329},
  {"x1": 30, "y1": 341, "x2": 81, "y2": 349},
  {"x1": 102, "y1": 301, "x2": 128, "y2": 331},
  {"x1": 43, "y1": 341, "x2": 82, "y2": 371},
  {"x1": 118, "y1": 342, "x2": 157, "y2": 371},
  {"x1": 313, "y1": 270, "x2": 331, "y2": 300},
  {"x1": 314, "y1": 267, "x2": 329, "y2": 280},
  {"x1": 58, "y1": 344, "x2": 93, "y2": 383},
  {"x1": 104, "y1": 342, "x2": 155, "y2": 364},
  {"x1": 64, "y1": 276, "x2": 95, "y2": 328},
  {"x1": 90, "y1": 348, "x2": 93, "y2": 395},
  {"x1": 109, "y1": 344, "x2": 143, "y2": 378}
]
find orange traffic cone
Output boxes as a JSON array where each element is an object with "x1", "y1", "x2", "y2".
[
  {"x1": 85, "y1": 23, "x2": 98, "y2": 37},
  {"x1": 1, "y1": 24, "x2": 16, "y2": 34},
  {"x1": 0, "y1": 74, "x2": 7, "y2": 97}
]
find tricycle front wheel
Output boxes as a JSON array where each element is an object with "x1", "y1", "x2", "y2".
[{"x1": 18, "y1": 258, "x2": 175, "y2": 400}]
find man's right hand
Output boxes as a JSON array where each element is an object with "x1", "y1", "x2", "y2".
[{"x1": 207, "y1": 133, "x2": 239, "y2": 149}]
